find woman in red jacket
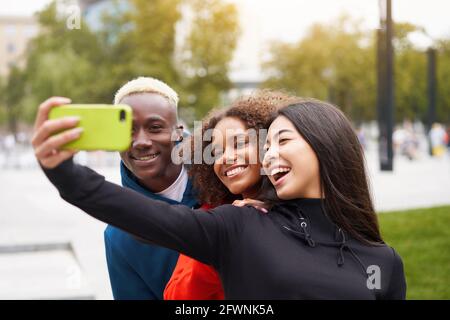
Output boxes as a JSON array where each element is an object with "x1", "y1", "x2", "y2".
[{"x1": 164, "y1": 90, "x2": 294, "y2": 300}]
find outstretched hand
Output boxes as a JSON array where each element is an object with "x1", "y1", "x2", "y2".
[
  {"x1": 31, "y1": 97, "x2": 82, "y2": 169},
  {"x1": 232, "y1": 198, "x2": 269, "y2": 213}
]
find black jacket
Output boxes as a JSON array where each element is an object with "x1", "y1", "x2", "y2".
[{"x1": 43, "y1": 159, "x2": 406, "y2": 299}]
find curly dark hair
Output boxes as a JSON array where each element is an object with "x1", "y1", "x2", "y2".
[{"x1": 187, "y1": 89, "x2": 296, "y2": 206}]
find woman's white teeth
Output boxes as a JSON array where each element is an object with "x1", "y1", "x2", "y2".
[
  {"x1": 270, "y1": 167, "x2": 291, "y2": 176},
  {"x1": 135, "y1": 154, "x2": 158, "y2": 161},
  {"x1": 226, "y1": 166, "x2": 246, "y2": 177}
]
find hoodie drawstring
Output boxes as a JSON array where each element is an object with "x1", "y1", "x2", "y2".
[
  {"x1": 276, "y1": 204, "x2": 367, "y2": 275},
  {"x1": 278, "y1": 205, "x2": 316, "y2": 248},
  {"x1": 333, "y1": 228, "x2": 367, "y2": 274}
]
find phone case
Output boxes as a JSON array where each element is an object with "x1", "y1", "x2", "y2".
[{"x1": 48, "y1": 104, "x2": 132, "y2": 151}]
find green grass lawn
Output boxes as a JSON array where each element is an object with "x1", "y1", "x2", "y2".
[{"x1": 378, "y1": 205, "x2": 450, "y2": 300}]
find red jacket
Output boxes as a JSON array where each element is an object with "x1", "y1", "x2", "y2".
[{"x1": 163, "y1": 204, "x2": 225, "y2": 300}]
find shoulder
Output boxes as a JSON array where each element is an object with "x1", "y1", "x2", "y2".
[
  {"x1": 359, "y1": 243, "x2": 406, "y2": 296},
  {"x1": 383, "y1": 246, "x2": 407, "y2": 299},
  {"x1": 370, "y1": 244, "x2": 404, "y2": 267},
  {"x1": 352, "y1": 241, "x2": 405, "y2": 279},
  {"x1": 202, "y1": 204, "x2": 262, "y2": 236},
  {"x1": 208, "y1": 204, "x2": 261, "y2": 219},
  {"x1": 387, "y1": 246, "x2": 405, "y2": 277}
]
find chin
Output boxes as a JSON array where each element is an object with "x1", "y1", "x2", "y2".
[
  {"x1": 136, "y1": 168, "x2": 160, "y2": 179},
  {"x1": 227, "y1": 185, "x2": 245, "y2": 195},
  {"x1": 275, "y1": 188, "x2": 297, "y2": 200}
]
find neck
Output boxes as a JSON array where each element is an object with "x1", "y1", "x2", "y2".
[
  {"x1": 241, "y1": 184, "x2": 261, "y2": 200},
  {"x1": 140, "y1": 163, "x2": 183, "y2": 193}
]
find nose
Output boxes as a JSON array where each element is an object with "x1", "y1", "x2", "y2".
[
  {"x1": 223, "y1": 147, "x2": 237, "y2": 164},
  {"x1": 216, "y1": 145, "x2": 238, "y2": 165},
  {"x1": 133, "y1": 128, "x2": 152, "y2": 149},
  {"x1": 263, "y1": 146, "x2": 276, "y2": 168}
]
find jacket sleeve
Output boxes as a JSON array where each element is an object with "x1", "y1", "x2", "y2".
[
  {"x1": 383, "y1": 248, "x2": 407, "y2": 300},
  {"x1": 42, "y1": 158, "x2": 244, "y2": 268}
]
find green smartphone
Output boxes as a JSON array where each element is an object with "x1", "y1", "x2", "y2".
[{"x1": 48, "y1": 104, "x2": 132, "y2": 151}]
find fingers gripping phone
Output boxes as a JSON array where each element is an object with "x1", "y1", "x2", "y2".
[{"x1": 49, "y1": 104, "x2": 132, "y2": 151}]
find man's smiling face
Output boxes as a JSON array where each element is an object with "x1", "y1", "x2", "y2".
[{"x1": 119, "y1": 92, "x2": 179, "y2": 183}]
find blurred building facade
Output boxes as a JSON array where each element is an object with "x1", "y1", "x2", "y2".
[{"x1": 0, "y1": 15, "x2": 39, "y2": 76}]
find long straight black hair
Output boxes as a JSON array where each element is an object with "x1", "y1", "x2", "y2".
[{"x1": 259, "y1": 98, "x2": 383, "y2": 245}]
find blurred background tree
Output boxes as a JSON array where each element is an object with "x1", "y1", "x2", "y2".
[
  {"x1": 436, "y1": 39, "x2": 450, "y2": 123},
  {"x1": 263, "y1": 15, "x2": 450, "y2": 124},
  {"x1": 0, "y1": 0, "x2": 239, "y2": 131},
  {"x1": 3, "y1": 66, "x2": 27, "y2": 136},
  {"x1": 0, "y1": 1, "x2": 449, "y2": 133},
  {"x1": 263, "y1": 15, "x2": 376, "y2": 123},
  {"x1": 180, "y1": 0, "x2": 240, "y2": 117}
]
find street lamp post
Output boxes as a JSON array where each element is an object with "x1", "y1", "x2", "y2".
[
  {"x1": 427, "y1": 47, "x2": 437, "y2": 156},
  {"x1": 377, "y1": 0, "x2": 394, "y2": 171}
]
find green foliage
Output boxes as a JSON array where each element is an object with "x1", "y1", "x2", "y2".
[
  {"x1": 0, "y1": 0, "x2": 239, "y2": 131},
  {"x1": 127, "y1": 0, "x2": 182, "y2": 85},
  {"x1": 263, "y1": 15, "x2": 376, "y2": 122},
  {"x1": 2, "y1": 3, "x2": 449, "y2": 133},
  {"x1": 0, "y1": 76, "x2": 5, "y2": 125},
  {"x1": 1, "y1": 66, "x2": 27, "y2": 134},
  {"x1": 263, "y1": 15, "x2": 450, "y2": 124},
  {"x1": 181, "y1": 0, "x2": 240, "y2": 117},
  {"x1": 436, "y1": 40, "x2": 450, "y2": 123}
]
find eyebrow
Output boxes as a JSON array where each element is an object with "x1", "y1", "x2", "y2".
[
  {"x1": 145, "y1": 115, "x2": 167, "y2": 122},
  {"x1": 132, "y1": 115, "x2": 168, "y2": 124},
  {"x1": 227, "y1": 132, "x2": 247, "y2": 140},
  {"x1": 212, "y1": 131, "x2": 247, "y2": 142}
]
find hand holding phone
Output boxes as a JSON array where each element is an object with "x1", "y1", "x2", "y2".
[
  {"x1": 32, "y1": 97, "x2": 132, "y2": 169},
  {"x1": 48, "y1": 104, "x2": 132, "y2": 152}
]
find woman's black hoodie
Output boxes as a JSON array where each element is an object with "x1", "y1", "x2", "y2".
[{"x1": 42, "y1": 159, "x2": 406, "y2": 299}]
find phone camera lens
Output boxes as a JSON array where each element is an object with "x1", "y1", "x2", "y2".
[{"x1": 119, "y1": 110, "x2": 126, "y2": 122}]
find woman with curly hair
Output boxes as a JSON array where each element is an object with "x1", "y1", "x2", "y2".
[{"x1": 164, "y1": 90, "x2": 294, "y2": 300}]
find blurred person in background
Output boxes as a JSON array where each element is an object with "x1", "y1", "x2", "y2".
[
  {"x1": 393, "y1": 121, "x2": 419, "y2": 160},
  {"x1": 429, "y1": 123, "x2": 447, "y2": 157},
  {"x1": 356, "y1": 126, "x2": 367, "y2": 151}
]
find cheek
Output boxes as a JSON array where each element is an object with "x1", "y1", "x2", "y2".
[
  {"x1": 156, "y1": 133, "x2": 175, "y2": 147},
  {"x1": 213, "y1": 163, "x2": 222, "y2": 179},
  {"x1": 156, "y1": 137, "x2": 176, "y2": 157},
  {"x1": 119, "y1": 152, "x2": 132, "y2": 168},
  {"x1": 302, "y1": 145, "x2": 320, "y2": 174},
  {"x1": 246, "y1": 164, "x2": 262, "y2": 184},
  {"x1": 289, "y1": 145, "x2": 320, "y2": 184},
  {"x1": 243, "y1": 143, "x2": 259, "y2": 163}
]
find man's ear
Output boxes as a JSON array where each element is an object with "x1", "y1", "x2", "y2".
[{"x1": 176, "y1": 124, "x2": 184, "y2": 141}]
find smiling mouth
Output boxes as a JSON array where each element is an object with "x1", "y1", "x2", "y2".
[
  {"x1": 270, "y1": 167, "x2": 291, "y2": 183},
  {"x1": 130, "y1": 152, "x2": 160, "y2": 161},
  {"x1": 224, "y1": 165, "x2": 248, "y2": 178}
]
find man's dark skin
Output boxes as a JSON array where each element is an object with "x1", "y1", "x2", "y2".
[{"x1": 119, "y1": 92, "x2": 183, "y2": 192}]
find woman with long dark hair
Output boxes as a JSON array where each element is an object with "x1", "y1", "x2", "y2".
[{"x1": 32, "y1": 97, "x2": 406, "y2": 299}]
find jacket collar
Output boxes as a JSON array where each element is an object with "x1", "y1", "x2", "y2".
[
  {"x1": 120, "y1": 161, "x2": 199, "y2": 208},
  {"x1": 271, "y1": 198, "x2": 368, "y2": 273},
  {"x1": 271, "y1": 198, "x2": 340, "y2": 243}
]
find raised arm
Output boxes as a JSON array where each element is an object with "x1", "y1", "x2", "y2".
[
  {"x1": 45, "y1": 157, "x2": 244, "y2": 267},
  {"x1": 32, "y1": 97, "x2": 244, "y2": 268}
]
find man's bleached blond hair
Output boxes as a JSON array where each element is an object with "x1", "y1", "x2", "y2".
[{"x1": 114, "y1": 76, "x2": 179, "y2": 107}]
